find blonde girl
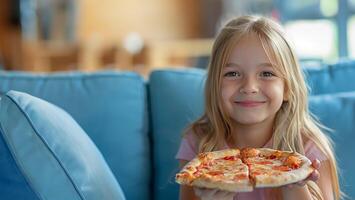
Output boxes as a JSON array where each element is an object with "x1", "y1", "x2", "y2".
[{"x1": 176, "y1": 15, "x2": 342, "y2": 200}]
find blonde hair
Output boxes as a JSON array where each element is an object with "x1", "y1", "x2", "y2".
[{"x1": 186, "y1": 15, "x2": 342, "y2": 199}]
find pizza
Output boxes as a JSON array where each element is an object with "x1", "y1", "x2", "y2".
[{"x1": 175, "y1": 148, "x2": 314, "y2": 192}]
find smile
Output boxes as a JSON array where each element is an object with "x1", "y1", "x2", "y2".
[{"x1": 235, "y1": 101, "x2": 266, "y2": 107}]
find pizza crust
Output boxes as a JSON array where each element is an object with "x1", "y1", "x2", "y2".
[{"x1": 253, "y1": 165, "x2": 313, "y2": 187}]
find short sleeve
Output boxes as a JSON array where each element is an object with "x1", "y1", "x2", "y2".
[
  {"x1": 304, "y1": 140, "x2": 328, "y2": 162},
  {"x1": 175, "y1": 131, "x2": 199, "y2": 161}
]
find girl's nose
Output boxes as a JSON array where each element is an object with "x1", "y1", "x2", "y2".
[{"x1": 239, "y1": 77, "x2": 259, "y2": 94}]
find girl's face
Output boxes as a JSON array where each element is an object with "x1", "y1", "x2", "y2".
[{"x1": 221, "y1": 33, "x2": 286, "y2": 126}]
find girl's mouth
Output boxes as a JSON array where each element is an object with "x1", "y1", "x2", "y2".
[{"x1": 235, "y1": 101, "x2": 266, "y2": 107}]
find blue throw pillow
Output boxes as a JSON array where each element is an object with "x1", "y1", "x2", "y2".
[{"x1": 0, "y1": 91, "x2": 126, "y2": 200}]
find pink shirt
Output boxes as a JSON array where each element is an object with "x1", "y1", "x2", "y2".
[{"x1": 175, "y1": 132, "x2": 328, "y2": 200}]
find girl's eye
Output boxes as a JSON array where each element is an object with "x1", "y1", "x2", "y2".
[
  {"x1": 224, "y1": 71, "x2": 241, "y2": 77},
  {"x1": 260, "y1": 71, "x2": 275, "y2": 77}
]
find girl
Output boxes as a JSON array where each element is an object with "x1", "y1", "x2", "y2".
[{"x1": 176, "y1": 15, "x2": 342, "y2": 200}]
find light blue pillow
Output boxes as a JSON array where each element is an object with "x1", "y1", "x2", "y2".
[{"x1": 0, "y1": 90, "x2": 126, "y2": 200}]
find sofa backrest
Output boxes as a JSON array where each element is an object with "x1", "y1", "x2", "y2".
[
  {"x1": 309, "y1": 92, "x2": 355, "y2": 199},
  {"x1": 304, "y1": 59, "x2": 355, "y2": 95},
  {"x1": 148, "y1": 69, "x2": 205, "y2": 200},
  {"x1": 0, "y1": 71, "x2": 151, "y2": 200}
]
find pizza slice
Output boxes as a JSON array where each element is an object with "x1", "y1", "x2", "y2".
[
  {"x1": 176, "y1": 149, "x2": 253, "y2": 192},
  {"x1": 241, "y1": 148, "x2": 314, "y2": 188}
]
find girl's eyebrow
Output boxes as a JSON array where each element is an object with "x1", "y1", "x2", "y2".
[
  {"x1": 258, "y1": 62, "x2": 274, "y2": 68},
  {"x1": 225, "y1": 63, "x2": 239, "y2": 68},
  {"x1": 225, "y1": 62, "x2": 274, "y2": 68}
]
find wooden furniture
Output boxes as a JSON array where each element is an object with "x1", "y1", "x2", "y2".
[
  {"x1": 145, "y1": 38, "x2": 214, "y2": 69},
  {"x1": 0, "y1": 0, "x2": 218, "y2": 75}
]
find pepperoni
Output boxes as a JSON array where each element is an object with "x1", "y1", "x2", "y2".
[
  {"x1": 241, "y1": 148, "x2": 260, "y2": 158},
  {"x1": 251, "y1": 171, "x2": 265, "y2": 176},
  {"x1": 193, "y1": 170, "x2": 202, "y2": 176},
  {"x1": 197, "y1": 164, "x2": 207, "y2": 170},
  {"x1": 207, "y1": 171, "x2": 224, "y2": 176},
  {"x1": 198, "y1": 162, "x2": 213, "y2": 169},
  {"x1": 272, "y1": 165, "x2": 291, "y2": 171},
  {"x1": 284, "y1": 155, "x2": 301, "y2": 169},
  {"x1": 234, "y1": 174, "x2": 248, "y2": 180},
  {"x1": 223, "y1": 156, "x2": 238, "y2": 161},
  {"x1": 290, "y1": 163, "x2": 300, "y2": 169}
]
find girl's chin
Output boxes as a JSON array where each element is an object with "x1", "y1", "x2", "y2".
[{"x1": 232, "y1": 118, "x2": 265, "y2": 125}]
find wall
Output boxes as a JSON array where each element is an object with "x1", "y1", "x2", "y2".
[{"x1": 77, "y1": 0, "x2": 202, "y2": 43}]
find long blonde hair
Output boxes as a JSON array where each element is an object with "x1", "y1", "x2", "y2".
[{"x1": 186, "y1": 15, "x2": 342, "y2": 199}]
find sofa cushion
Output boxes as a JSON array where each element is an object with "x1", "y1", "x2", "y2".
[
  {"x1": 304, "y1": 59, "x2": 355, "y2": 95},
  {"x1": 0, "y1": 71, "x2": 150, "y2": 200},
  {"x1": 0, "y1": 90, "x2": 126, "y2": 200},
  {"x1": 309, "y1": 92, "x2": 355, "y2": 199},
  {"x1": 148, "y1": 69, "x2": 205, "y2": 200}
]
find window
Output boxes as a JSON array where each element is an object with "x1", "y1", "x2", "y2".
[
  {"x1": 348, "y1": 15, "x2": 355, "y2": 58},
  {"x1": 276, "y1": 0, "x2": 354, "y2": 62},
  {"x1": 284, "y1": 20, "x2": 337, "y2": 61}
]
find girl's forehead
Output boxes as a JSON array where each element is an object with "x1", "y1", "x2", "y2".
[
  {"x1": 224, "y1": 33, "x2": 280, "y2": 68},
  {"x1": 227, "y1": 45, "x2": 272, "y2": 65}
]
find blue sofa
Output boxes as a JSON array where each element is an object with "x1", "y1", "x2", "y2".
[{"x1": 0, "y1": 60, "x2": 355, "y2": 200}]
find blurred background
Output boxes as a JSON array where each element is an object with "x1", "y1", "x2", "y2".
[{"x1": 0, "y1": 0, "x2": 354, "y2": 76}]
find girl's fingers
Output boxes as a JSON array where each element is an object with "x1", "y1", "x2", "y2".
[
  {"x1": 194, "y1": 187, "x2": 235, "y2": 200},
  {"x1": 194, "y1": 188, "x2": 202, "y2": 196},
  {"x1": 285, "y1": 180, "x2": 306, "y2": 188},
  {"x1": 308, "y1": 169, "x2": 320, "y2": 182},
  {"x1": 306, "y1": 159, "x2": 321, "y2": 182},
  {"x1": 194, "y1": 188, "x2": 210, "y2": 197},
  {"x1": 312, "y1": 159, "x2": 321, "y2": 169},
  {"x1": 296, "y1": 180, "x2": 306, "y2": 186},
  {"x1": 215, "y1": 190, "x2": 235, "y2": 200},
  {"x1": 194, "y1": 188, "x2": 218, "y2": 198}
]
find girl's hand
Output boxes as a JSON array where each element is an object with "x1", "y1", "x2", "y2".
[
  {"x1": 285, "y1": 159, "x2": 320, "y2": 188},
  {"x1": 194, "y1": 187, "x2": 236, "y2": 200}
]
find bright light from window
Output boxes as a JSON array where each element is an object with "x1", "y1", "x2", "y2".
[
  {"x1": 284, "y1": 20, "x2": 337, "y2": 61},
  {"x1": 349, "y1": 16, "x2": 355, "y2": 58}
]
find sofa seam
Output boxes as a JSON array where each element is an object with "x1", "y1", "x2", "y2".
[
  {"x1": 0, "y1": 72, "x2": 143, "y2": 82},
  {"x1": 150, "y1": 69, "x2": 205, "y2": 77}
]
